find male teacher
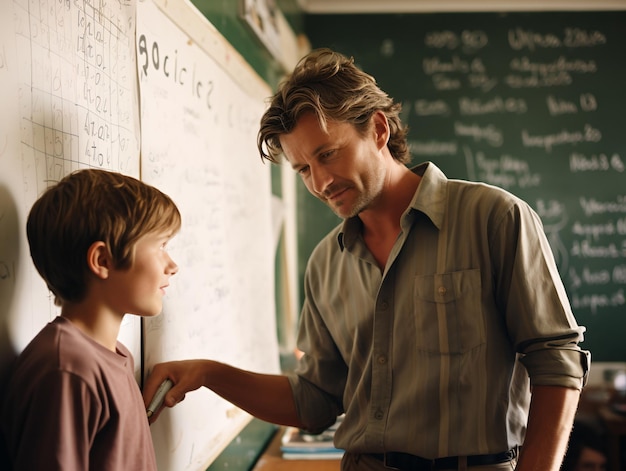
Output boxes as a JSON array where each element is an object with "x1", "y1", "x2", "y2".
[{"x1": 144, "y1": 48, "x2": 590, "y2": 471}]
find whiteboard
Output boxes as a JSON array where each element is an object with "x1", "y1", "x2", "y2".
[
  {"x1": 136, "y1": 1, "x2": 280, "y2": 470},
  {"x1": 0, "y1": 0, "x2": 142, "y2": 380}
]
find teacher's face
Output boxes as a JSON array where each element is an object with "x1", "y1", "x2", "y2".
[{"x1": 280, "y1": 113, "x2": 388, "y2": 219}]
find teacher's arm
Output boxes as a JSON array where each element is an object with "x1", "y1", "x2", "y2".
[
  {"x1": 143, "y1": 359, "x2": 304, "y2": 428},
  {"x1": 515, "y1": 385, "x2": 580, "y2": 471}
]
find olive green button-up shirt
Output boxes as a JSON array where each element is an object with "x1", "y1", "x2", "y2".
[{"x1": 288, "y1": 161, "x2": 589, "y2": 459}]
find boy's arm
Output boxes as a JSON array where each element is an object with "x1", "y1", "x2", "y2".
[
  {"x1": 515, "y1": 385, "x2": 580, "y2": 471},
  {"x1": 143, "y1": 360, "x2": 304, "y2": 428}
]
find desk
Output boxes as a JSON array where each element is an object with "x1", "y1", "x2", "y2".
[
  {"x1": 598, "y1": 405, "x2": 626, "y2": 471},
  {"x1": 577, "y1": 387, "x2": 626, "y2": 471},
  {"x1": 252, "y1": 428, "x2": 341, "y2": 471}
]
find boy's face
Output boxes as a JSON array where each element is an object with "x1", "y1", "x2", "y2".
[{"x1": 106, "y1": 230, "x2": 178, "y2": 317}]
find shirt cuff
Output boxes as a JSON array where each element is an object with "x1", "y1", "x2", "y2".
[{"x1": 520, "y1": 348, "x2": 591, "y2": 390}]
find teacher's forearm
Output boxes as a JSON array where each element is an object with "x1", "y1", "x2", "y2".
[
  {"x1": 200, "y1": 360, "x2": 304, "y2": 428},
  {"x1": 515, "y1": 385, "x2": 581, "y2": 471}
]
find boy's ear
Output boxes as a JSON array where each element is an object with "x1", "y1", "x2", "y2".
[{"x1": 87, "y1": 241, "x2": 112, "y2": 279}]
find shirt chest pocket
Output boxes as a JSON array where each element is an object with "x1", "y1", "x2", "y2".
[{"x1": 413, "y1": 269, "x2": 485, "y2": 355}]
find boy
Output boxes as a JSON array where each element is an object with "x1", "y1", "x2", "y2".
[{"x1": 1, "y1": 169, "x2": 181, "y2": 470}]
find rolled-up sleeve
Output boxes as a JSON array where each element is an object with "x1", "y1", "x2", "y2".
[
  {"x1": 286, "y1": 269, "x2": 346, "y2": 433},
  {"x1": 493, "y1": 200, "x2": 590, "y2": 390},
  {"x1": 519, "y1": 336, "x2": 590, "y2": 390},
  {"x1": 287, "y1": 371, "x2": 343, "y2": 434}
]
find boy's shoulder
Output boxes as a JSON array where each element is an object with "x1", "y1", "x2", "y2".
[{"x1": 10, "y1": 317, "x2": 130, "y2": 390}]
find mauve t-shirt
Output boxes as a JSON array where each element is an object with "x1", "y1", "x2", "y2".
[{"x1": 1, "y1": 316, "x2": 157, "y2": 470}]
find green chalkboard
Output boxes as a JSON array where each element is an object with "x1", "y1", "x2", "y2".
[{"x1": 302, "y1": 11, "x2": 626, "y2": 362}]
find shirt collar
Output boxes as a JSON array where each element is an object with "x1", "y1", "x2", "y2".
[{"x1": 337, "y1": 161, "x2": 448, "y2": 251}]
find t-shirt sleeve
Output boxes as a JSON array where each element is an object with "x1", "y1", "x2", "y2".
[{"x1": 11, "y1": 370, "x2": 102, "y2": 470}]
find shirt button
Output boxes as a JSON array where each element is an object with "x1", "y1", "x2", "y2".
[
  {"x1": 378, "y1": 355, "x2": 387, "y2": 365},
  {"x1": 374, "y1": 410, "x2": 384, "y2": 420},
  {"x1": 438, "y1": 286, "x2": 447, "y2": 296},
  {"x1": 380, "y1": 300, "x2": 389, "y2": 310}
]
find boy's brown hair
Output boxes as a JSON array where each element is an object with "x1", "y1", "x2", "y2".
[{"x1": 26, "y1": 169, "x2": 181, "y2": 306}]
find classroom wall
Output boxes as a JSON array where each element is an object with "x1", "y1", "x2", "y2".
[{"x1": 7, "y1": 0, "x2": 625, "y2": 468}]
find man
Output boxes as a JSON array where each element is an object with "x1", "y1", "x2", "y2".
[{"x1": 143, "y1": 48, "x2": 589, "y2": 471}]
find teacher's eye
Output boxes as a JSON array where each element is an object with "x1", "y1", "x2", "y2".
[{"x1": 319, "y1": 149, "x2": 336, "y2": 160}]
